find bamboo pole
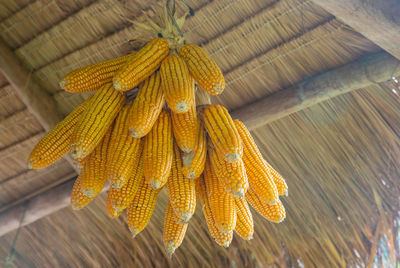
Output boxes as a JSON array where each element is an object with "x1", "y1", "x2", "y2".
[
  {"x1": 231, "y1": 52, "x2": 400, "y2": 130},
  {"x1": 0, "y1": 51, "x2": 399, "y2": 237},
  {"x1": 309, "y1": 0, "x2": 400, "y2": 60}
]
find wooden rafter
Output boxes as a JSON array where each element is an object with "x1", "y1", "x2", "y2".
[
  {"x1": 0, "y1": 51, "x2": 399, "y2": 237},
  {"x1": 309, "y1": 0, "x2": 400, "y2": 60},
  {"x1": 0, "y1": 39, "x2": 79, "y2": 173}
]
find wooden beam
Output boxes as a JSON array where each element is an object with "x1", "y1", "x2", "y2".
[
  {"x1": 231, "y1": 51, "x2": 400, "y2": 130},
  {"x1": 0, "y1": 51, "x2": 399, "y2": 237},
  {"x1": 309, "y1": 0, "x2": 400, "y2": 60},
  {"x1": 0, "y1": 39, "x2": 62, "y2": 130},
  {"x1": 0, "y1": 39, "x2": 79, "y2": 172},
  {"x1": 0, "y1": 178, "x2": 109, "y2": 237}
]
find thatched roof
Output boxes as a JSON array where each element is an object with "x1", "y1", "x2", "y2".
[{"x1": 0, "y1": 0, "x2": 398, "y2": 267}]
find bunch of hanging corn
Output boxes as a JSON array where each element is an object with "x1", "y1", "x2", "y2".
[{"x1": 28, "y1": 36, "x2": 288, "y2": 257}]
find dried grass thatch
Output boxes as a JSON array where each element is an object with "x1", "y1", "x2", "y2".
[{"x1": 0, "y1": 0, "x2": 399, "y2": 267}]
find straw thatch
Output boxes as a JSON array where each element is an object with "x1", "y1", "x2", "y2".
[{"x1": 0, "y1": 0, "x2": 399, "y2": 267}]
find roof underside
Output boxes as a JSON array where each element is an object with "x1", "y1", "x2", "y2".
[{"x1": 0, "y1": 0, "x2": 399, "y2": 267}]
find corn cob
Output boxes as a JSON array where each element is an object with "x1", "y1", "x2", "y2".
[
  {"x1": 246, "y1": 187, "x2": 286, "y2": 223},
  {"x1": 167, "y1": 144, "x2": 196, "y2": 223},
  {"x1": 235, "y1": 197, "x2": 254, "y2": 240},
  {"x1": 79, "y1": 126, "x2": 112, "y2": 198},
  {"x1": 70, "y1": 83, "x2": 125, "y2": 160},
  {"x1": 171, "y1": 99, "x2": 198, "y2": 152},
  {"x1": 128, "y1": 71, "x2": 164, "y2": 138},
  {"x1": 28, "y1": 97, "x2": 92, "y2": 169},
  {"x1": 197, "y1": 176, "x2": 233, "y2": 247},
  {"x1": 160, "y1": 54, "x2": 195, "y2": 113},
  {"x1": 60, "y1": 53, "x2": 135, "y2": 93},
  {"x1": 233, "y1": 120, "x2": 278, "y2": 205},
  {"x1": 163, "y1": 201, "x2": 188, "y2": 257},
  {"x1": 113, "y1": 38, "x2": 169, "y2": 91},
  {"x1": 209, "y1": 143, "x2": 248, "y2": 198},
  {"x1": 143, "y1": 109, "x2": 173, "y2": 189},
  {"x1": 107, "y1": 104, "x2": 142, "y2": 189},
  {"x1": 70, "y1": 178, "x2": 93, "y2": 210},
  {"x1": 126, "y1": 177, "x2": 162, "y2": 237},
  {"x1": 203, "y1": 105, "x2": 243, "y2": 162},
  {"x1": 179, "y1": 43, "x2": 225, "y2": 95},
  {"x1": 264, "y1": 160, "x2": 288, "y2": 196},
  {"x1": 107, "y1": 153, "x2": 145, "y2": 218},
  {"x1": 182, "y1": 122, "x2": 207, "y2": 179},
  {"x1": 204, "y1": 158, "x2": 237, "y2": 234}
]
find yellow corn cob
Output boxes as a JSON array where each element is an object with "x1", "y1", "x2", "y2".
[
  {"x1": 182, "y1": 122, "x2": 207, "y2": 179},
  {"x1": 167, "y1": 144, "x2": 197, "y2": 223},
  {"x1": 28, "y1": 97, "x2": 92, "y2": 169},
  {"x1": 163, "y1": 201, "x2": 188, "y2": 257},
  {"x1": 179, "y1": 43, "x2": 225, "y2": 95},
  {"x1": 264, "y1": 160, "x2": 288, "y2": 196},
  {"x1": 143, "y1": 109, "x2": 173, "y2": 189},
  {"x1": 235, "y1": 197, "x2": 254, "y2": 240},
  {"x1": 204, "y1": 158, "x2": 236, "y2": 234},
  {"x1": 203, "y1": 105, "x2": 243, "y2": 162},
  {"x1": 113, "y1": 38, "x2": 169, "y2": 91},
  {"x1": 233, "y1": 120, "x2": 278, "y2": 204},
  {"x1": 107, "y1": 104, "x2": 142, "y2": 189},
  {"x1": 209, "y1": 144, "x2": 248, "y2": 198},
  {"x1": 197, "y1": 176, "x2": 233, "y2": 247},
  {"x1": 128, "y1": 71, "x2": 164, "y2": 138},
  {"x1": 70, "y1": 178, "x2": 93, "y2": 210},
  {"x1": 60, "y1": 53, "x2": 135, "y2": 93},
  {"x1": 246, "y1": 188, "x2": 286, "y2": 223},
  {"x1": 79, "y1": 126, "x2": 113, "y2": 197},
  {"x1": 107, "y1": 153, "x2": 145, "y2": 218},
  {"x1": 171, "y1": 99, "x2": 198, "y2": 152},
  {"x1": 160, "y1": 54, "x2": 195, "y2": 113},
  {"x1": 126, "y1": 178, "x2": 162, "y2": 237},
  {"x1": 70, "y1": 83, "x2": 125, "y2": 160}
]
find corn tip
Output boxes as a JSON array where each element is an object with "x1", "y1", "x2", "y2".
[
  {"x1": 233, "y1": 188, "x2": 245, "y2": 198},
  {"x1": 283, "y1": 190, "x2": 288, "y2": 197},
  {"x1": 185, "y1": 171, "x2": 196, "y2": 179},
  {"x1": 221, "y1": 240, "x2": 231, "y2": 248},
  {"x1": 180, "y1": 146, "x2": 192, "y2": 153},
  {"x1": 225, "y1": 152, "x2": 240, "y2": 162},
  {"x1": 59, "y1": 78, "x2": 67, "y2": 89},
  {"x1": 83, "y1": 189, "x2": 95, "y2": 198},
  {"x1": 244, "y1": 232, "x2": 254, "y2": 240},
  {"x1": 165, "y1": 241, "x2": 176, "y2": 258},
  {"x1": 111, "y1": 181, "x2": 122, "y2": 190},
  {"x1": 70, "y1": 146, "x2": 85, "y2": 160},
  {"x1": 175, "y1": 102, "x2": 188, "y2": 113},
  {"x1": 71, "y1": 201, "x2": 83, "y2": 210},
  {"x1": 113, "y1": 79, "x2": 122, "y2": 90},
  {"x1": 277, "y1": 217, "x2": 285, "y2": 223},
  {"x1": 179, "y1": 211, "x2": 193, "y2": 223},
  {"x1": 214, "y1": 83, "x2": 224, "y2": 94},
  {"x1": 150, "y1": 179, "x2": 163, "y2": 190},
  {"x1": 130, "y1": 128, "x2": 143, "y2": 138},
  {"x1": 131, "y1": 228, "x2": 140, "y2": 238}
]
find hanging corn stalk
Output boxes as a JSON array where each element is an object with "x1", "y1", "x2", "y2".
[{"x1": 28, "y1": 0, "x2": 288, "y2": 258}]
